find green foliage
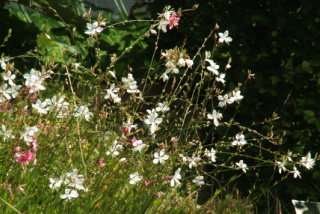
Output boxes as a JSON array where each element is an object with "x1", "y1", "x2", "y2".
[{"x1": 143, "y1": 0, "x2": 320, "y2": 212}]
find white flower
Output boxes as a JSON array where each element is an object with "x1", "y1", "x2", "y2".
[
  {"x1": 291, "y1": 167, "x2": 301, "y2": 179},
  {"x1": 158, "y1": 20, "x2": 170, "y2": 33},
  {"x1": 85, "y1": 22, "x2": 104, "y2": 35},
  {"x1": 20, "y1": 126, "x2": 38, "y2": 143},
  {"x1": 192, "y1": 176, "x2": 205, "y2": 187},
  {"x1": 24, "y1": 69, "x2": 46, "y2": 93},
  {"x1": 187, "y1": 154, "x2": 201, "y2": 169},
  {"x1": 66, "y1": 169, "x2": 84, "y2": 180},
  {"x1": 0, "y1": 83, "x2": 11, "y2": 100},
  {"x1": 47, "y1": 96, "x2": 70, "y2": 118},
  {"x1": 232, "y1": 134, "x2": 247, "y2": 147},
  {"x1": 8, "y1": 84, "x2": 21, "y2": 98},
  {"x1": 32, "y1": 99, "x2": 48, "y2": 115},
  {"x1": 300, "y1": 152, "x2": 315, "y2": 170},
  {"x1": 218, "y1": 94, "x2": 234, "y2": 108},
  {"x1": 153, "y1": 149, "x2": 169, "y2": 164},
  {"x1": 73, "y1": 105, "x2": 93, "y2": 121},
  {"x1": 177, "y1": 58, "x2": 186, "y2": 67},
  {"x1": 132, "y1": 140, "x2": 146, "y2": 153},
  {"x1": 218, "y1": 30, "x2": 232, "y2": 45},
  {"x1": 119, "y1": 157, "x2": 127, "y2": 163},
  {"x1": 60, "y1": 189, "x2": 79, "y2": 200},
  {"x1": 0, "y1": 124, "x2": 15, "y2": 142},
  {"x1": 69, "y1": 177, "x2": 85, "y2": 191},
  {"x1": 144, "y1": 109, "x2": 163, "y2": 134},
  {"x1": 106, "y1": 140, "x2": 123, "y2": 156},
  {"x1": 205, "y1": 59, "x2": 219, "y2": 76},
  {"x1": 171, "y1": 168, "x2": 182, "y2": 187},
  {"x1": 0, "y1": 57, "x2": 9, "y2": 70},
  {"x1": 216, "y1": 73, "x2": 226, "y2": 84},
  {"x1": 185, "y1": 59, "x2": 194, "y2": 68},
  {"x1": 122, "y1": 118, "x2": 137, "y2": 133},
  {"x1": 231, "y1": 90, "x2": 243, "y2": 103},
  {"x1": 204, "y1": 148, "x2": 216, "y2": 163},
  {"x1": 236, "y1": 160, "x2": 248, "y2": 173},
  {"x1": 49, "y1": 178, "x2": 62, "y2": 190},
  {"x1": 104, "y1": 83, "x2": 121, "y2": 103},
  {"x1": 160, "y1": 71, "x2": 169, "y2": 82},
  {"x1": 122, "y1": 74, "x2": 140, "y2": 93},
  {"x1": 275, "y1": 161, "x2": 287, "y2": 174},
  {"x1": 3, "y1": 71, "x2": 16, "y2": 86},
  {"x1": 156, "y1": 102, "x2": 170, "y2": 113},
  {"x1": 129, "y1": 172, "x2": 143, "y2": 184},
  {"x1": 207, "y1": 110, "x2": 223, "y2": 127}
]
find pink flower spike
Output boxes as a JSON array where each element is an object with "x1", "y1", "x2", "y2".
[
  {"x1": 169, "y1": 12, "x2": 180, "y2": 30},
  {"x1": 31, "y1": 138, "x2": 38, "y2": 150},
  {"x1": 99, "y1": 157, "x2": 105, "y2": 167},
  {"x1": 132, "y1": 136, "x2": 137, "y2": 143},
  {"x1": 125, "y1": 127, "x2": 129, "y2": 133},
  {"x1": 17, "y1": 186, "x2": 25, "y2": 194},
  {"x1": 16, "y1": 150, "x2": 35, "y2": 168}
]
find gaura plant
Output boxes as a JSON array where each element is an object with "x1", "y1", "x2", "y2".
[{"x1": 0, "y1": 4, "x2": 317, "y2": 213}]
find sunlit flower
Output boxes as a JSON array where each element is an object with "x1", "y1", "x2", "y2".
[
  {"x1": 129, "y1": 172, "x2": 143, "y2": 184},
  {"x1": 192, "y1": 176, "x2": 205, "y2": 187},
  {"x1": 204, "y1": 148, "x2": 216, "y2": 163},
  {"x1": 216, "y1": 73, "x2": 226, "y2": 84},
  {"x1": 156, "y1": 102, "x2": 170, "y2": 113},
  {"x1": 153, "y1": 149, "x2": 169, "y2": 164},
  {"x1": 122, "y1": 74, "x2": 140, "y2": 94},
  {"x1": 49, "y1": 178, "x2": 62, "y2": 190},
  {"x1": 32, "y1": 99, "x2": 48, "y2": 115},
  {"x1": 232, "y1": 133, "x2": 247, "y2": 147},
  {"x1": 187, "y1": 154, "x2": 201, "y2": 169},
  {"x1": 0, "y1": 83, "x2": 11, "y2": 100},
  {"x1": 85, "y1": 21, "x2": 104, "y2": 35},
  {"x1": 8, "y1": 84, "x2": 21, "y2": 98},
  {"x1": 275, "y1": 161, "x2": 287, "y2": 174},
  {"x1": 207, "y1": 110, "x2": 223, "y2": 127},
  {"x1": 170, "y1": 168, "x2": 182, "y2": 187},
  {"x1": 3, "y1": 71, "x2": 16, "y2": 86},
  {"x1": 144, "y1": 109, "x2": 163, "y2": 134},
  {"x1": 132, "y1": 138, "x2": 146, "y2": 153},
  {"x1": 20, "y1": 126, "x2": 38, "y2": 143},
  {"x1": 104, "y1": 83, "x2": 121, "y2": 103},
  {"x1": 300, "y1": 152, "x2": 315, "y2": 170},
  {"x1": 205, "y1": 59, "x2": 219, "y2": 76},
  {"x1": 106, "y1": 140, "x2": 123, "y2": 156},
  {"x1": 236, "y1": 160, "x2": 248, "y2": 173},
  {"x1": 60, "y1": 189, "x2": 79, "y2": 200},
  {"x1": 185, "y1": 59, "x2": 194, "y2": 68},
  {"x1": 291, "y1": 167, "x2": 301, "y2": 179},
  {"x1": 0, "y1": 124, "x2": 15, "y2": 142},
  {"x1": 231, "y1": 90, "x2": 243, "y2": 103},
  {"x1": 0, "y1": 57, "x2": 9, "y2": 70},
  {"x1": 73, "y1": 105, "x2": 93, "y2": 121},
  {"x1": 218, "y1": 94, "x2": 234, "y2": 108},
  {"x1": 218, "y1": 30, "x2": 232, "y2": 45}
]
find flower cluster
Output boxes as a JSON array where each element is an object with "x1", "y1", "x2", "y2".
[
  {"x1": 49, "y1": 169, "x2": 86, "y2": 201},
  {"x1": 157, "y1": 9, "x2": 181, "y2": 33},
  {"x1": 160, "y1": 48, "x2": 193, "y2": 82}
]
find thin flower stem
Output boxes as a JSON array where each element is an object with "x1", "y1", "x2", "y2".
[
  {"x1": 65, "y1": 65, "x2": 87, "y2": 179},
  {"x1": 0, "y1": 197, "x2": 22, "y2": 214}
]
